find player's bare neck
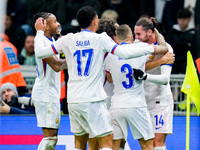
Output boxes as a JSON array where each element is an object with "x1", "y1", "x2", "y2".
[
  {"x1": 148, "y1": 34, "x2": 156, "y2": 44},
  {"x1": 83, "y1": 23, "x2": 97, "y2": 33},
  {"x1": 44, "y1": 32, "x2": 52, "y2": 39},
  {"x1": 119, "y1": 39, "x2": 132, "y2": 44}
]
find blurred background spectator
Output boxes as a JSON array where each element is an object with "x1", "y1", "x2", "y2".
[
  {"x1": 5, "y1": 12, "x2": 26, "y2": 54},
  {"x1": 18, "y1": 34, "x2": 35, "y2": 66},
  {"x1": 0, "y1": 82, "x2": 35, "y2": 114},
  {"x1": 162, "y1": 0, "x2": 184, "y2": 31},
  {"x1": 1, "y1": 0, "x2": 199, "y2": 114},
  {"x1": 98, "y1": 0, "x2": 141, "y2": 30},
  {"x1": 7, "y1": 0, "x2": 26, "y2": 27},
  {"x1": 165, "y1": 8, "x2": 195, "y2": 74},
  {"x1": 24, "y1": 0, "x2": 68, "y2": 34},
  {"x1": 184, "y1": 0, "x2": 196, "y2": 29},
  {"x1": 0, "y1": 35, "x2": 27, "y2": 96},
  {"x1": 61, "y1": 0, "x2": 100, "y2": 34},
  {"x1": 154, "y1": 0, "x2": 167, "y2": 34},
  {"x1": 101, "y1": 9, "x2": 118, "y2": 22}
]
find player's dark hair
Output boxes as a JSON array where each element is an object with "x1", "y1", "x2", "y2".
[
  {"x1": 76, "y1": 6, "x2": 97, "y2": 29},
  {"x1": 96, "y1": 19, "x2": 116, "y2": 40},
  {"x1": 177, "y1": 8, "x2": 192, "y2": 19},
  {"x1": 32, "y1": 12, "x2": 52, "y2": 26},
  {"x1": 135, "y1": 17, "x2": 158, "y2": 32}
]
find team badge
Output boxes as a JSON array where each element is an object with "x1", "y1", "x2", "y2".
[{"x1": 56, "y1": 117, "x2": 59, "y2": 124}]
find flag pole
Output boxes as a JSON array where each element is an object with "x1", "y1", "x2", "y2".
[
  {"x1": 186, "y1": 92, "x2": 191, "y2": 150},
  {"x1": 181, "y1": 51, "x2": 200, "y2": 149}
]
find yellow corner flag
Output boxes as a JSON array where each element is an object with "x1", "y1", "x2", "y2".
[
  {"x1": 181, "y1": 51, "x2": 200, "y2": 150},
  {"x1": 181, "y1": 51, "x2": 200, "y2": 115}
]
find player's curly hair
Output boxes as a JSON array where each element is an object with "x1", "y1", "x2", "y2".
[
  {"x1": 96, "y1": 19, "x2": 116, "y2": 40},
  {"x1": 32, "y1": 12, "x2": 52, "y2": 26},
  {"x1": 135, "y1": 17, "x2": 158, "y2": 32}
]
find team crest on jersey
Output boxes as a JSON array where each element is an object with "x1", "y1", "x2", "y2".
[
  {"x1": 55, "y1": 117, "x2": 59, "y2": 124},
  {"x1": 149, "y1": 54, "x2": 155, "y2": 60}
]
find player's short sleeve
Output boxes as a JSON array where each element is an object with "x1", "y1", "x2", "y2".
[
  {"x1": 113, "y1": 41, "x2": 154, "y2": 59},
  {"x1": 167, "y1": 43, "x2": 173, "y2": 53},
  {"x1": 99, "y1": 32, "x2": 118, "y2": 53},
  {"x1": 53, "y1": 33, "x2": 73, "y2": 54}
]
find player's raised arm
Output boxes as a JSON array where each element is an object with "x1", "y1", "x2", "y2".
[
  {"x1": 153, "y1": 28, "x2": 168, "y2": 54},
  {"x1": 34, "y1": 18, "x2": 62, "y2": 59},
  {"x1": 113, "y1": 44, "x2": 154, "y2": 59},
  {"x1": 111, "y1": 29, "x2": 168, "y2": 59}
]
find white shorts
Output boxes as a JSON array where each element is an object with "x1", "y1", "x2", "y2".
[
  {"x1": 110, "y1": 107, "x2": 155, "y2": 141},
  {"x1": 68, "y1": 100, "x2": 113, "y2": 138},
  {"x1": 33, "y1": 100, "x2": 60, "y2": 129},
  {"x1": 148, "y1": 103, "x2": 173, "y2": 134}
]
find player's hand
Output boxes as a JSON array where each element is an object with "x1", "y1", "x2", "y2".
[
  {"x1": 132, "y1": 68, "x2": 147, "y2": 80},
  {"x1": 161, "y1": 52, "x2": 175, "y2": 64},
  {"x1": 154, "y1": 28, "x2": 160, "y2": 39},
  {"x1": 34, "y1": 17, "x2": 46, "y2": 31}
]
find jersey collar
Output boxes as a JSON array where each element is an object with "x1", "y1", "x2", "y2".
[
  {"x1": 121, "y1": 42, "x2": 128, "y2": 45},
  {"x1": 81, "y1": 29, "x2": 92, "y2": 33},
  {"x1": 45, "y1": 36, "x2": 53, "y2": 42}
]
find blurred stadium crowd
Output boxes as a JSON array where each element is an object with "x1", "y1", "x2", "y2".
[{"x1": 1, "y1": 0, "x2": 200, "y2": 114}]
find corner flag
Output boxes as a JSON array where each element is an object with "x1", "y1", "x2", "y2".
[
  {"x1": 181, "y1": 51, "x2": 200, "y2": 115},
  {"x1": 181, "y1": 51, "x2": 200, "y2": 150}
]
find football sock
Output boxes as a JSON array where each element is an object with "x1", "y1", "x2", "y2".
[{"x1": 37, "y1": 136, "x2": 58, "y2": 150}]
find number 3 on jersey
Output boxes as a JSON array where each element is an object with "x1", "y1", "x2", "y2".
[
  {"x1": 121, "y1": 64, "x2": 134, "y2": 89},
  {"x1": 73, "y1": 49, "x2": 93, "y2": 76}
]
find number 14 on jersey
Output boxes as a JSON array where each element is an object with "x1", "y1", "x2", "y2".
[{"x1": 154, "y1": 115, "x2": 164, "y2": 130}]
